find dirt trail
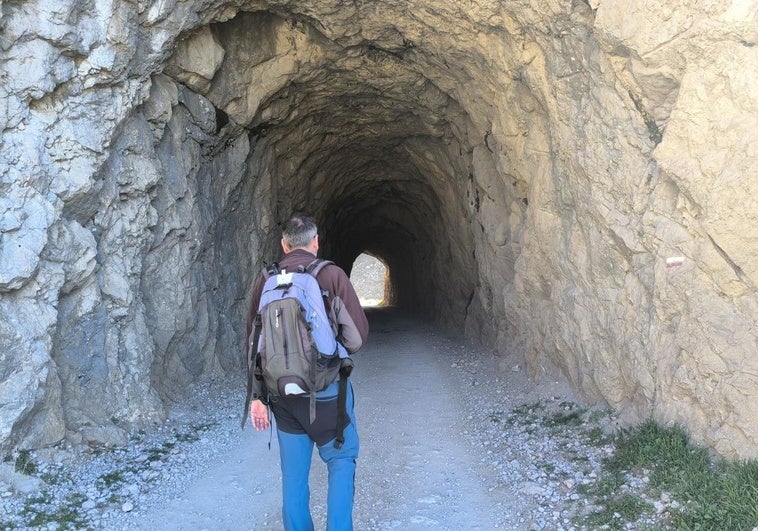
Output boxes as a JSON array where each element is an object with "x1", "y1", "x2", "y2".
[{"x1": 124, "y1": 309, "x2": 559, "y2": 529}]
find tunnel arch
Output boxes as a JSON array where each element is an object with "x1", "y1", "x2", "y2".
[
  {"x1": 131, "y1": 5, "x2": 608, "y2": 406},
  {"x1": 188, "y1": 9, "x2": 494, "y2": 327}
]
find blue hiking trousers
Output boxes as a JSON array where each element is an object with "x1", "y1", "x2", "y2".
[{"x1": 272, "y1": 380, "x2": 359, "y2": 531}]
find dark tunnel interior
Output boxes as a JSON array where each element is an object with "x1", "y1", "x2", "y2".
[{"x1": 192, "y1": 11, "x2": 486, "y2": 329}]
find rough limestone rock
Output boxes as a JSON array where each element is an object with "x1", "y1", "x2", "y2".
[{"x1": 0, "y1": 0, "x2": 756, "y2": 458}]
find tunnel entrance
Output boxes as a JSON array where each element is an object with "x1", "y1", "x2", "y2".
[
  {"x1": 128, "y1": 8, "x2": 500, "y2": 412},
  {"x1": 179, "y1": 13, "x2": 491, "y2": 318},
  {"x1": 0, "y1": 2, "x2": 589, "y2": 454}
]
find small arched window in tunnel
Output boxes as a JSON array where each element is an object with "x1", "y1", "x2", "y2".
[{"x1": 349, "y1": 253, "x2": 389, "y2": 307}]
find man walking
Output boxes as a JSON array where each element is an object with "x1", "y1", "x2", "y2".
[{"x1": 245, "y1": 213, "x2": 369, "y2": 530}]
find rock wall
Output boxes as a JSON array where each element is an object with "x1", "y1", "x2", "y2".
[{"x1": 0, "y1": 0, "x2": 756, "y2": 458}]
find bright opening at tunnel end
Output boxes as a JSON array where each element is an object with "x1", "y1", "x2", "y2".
[{"x1": 350, "y1": 253, "x2": 387, "y2": 307}]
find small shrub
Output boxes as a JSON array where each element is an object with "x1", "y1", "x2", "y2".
[{"x1": 14, "y1": 450, "x2": 37, "y2": 475}]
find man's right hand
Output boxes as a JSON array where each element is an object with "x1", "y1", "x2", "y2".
[{"x1": 250, "y1": 399, "x2": 270, "y2": 431}]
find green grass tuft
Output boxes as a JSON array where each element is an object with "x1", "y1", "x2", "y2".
[
  {"x1": 14, "y1": 450, "x2": 37, "y2": 476},
  {"x1": 584, "y1": 493, "x2": 653, "y2": 529},
  {"x1": 584, "y1": 425, "x2": 612, "y2": 447},
  {"x1": 577, "y1": 418, "x2": 758, "y2": 530},
  {"x1": 98, "y1": 470, "x2": 125, "y2": 487},
  {"x1": 20, "y1": 490, "x2": 87, "y2": 529},
  {"x1": 175, "y1": 421, "x2": 215, "y2": 443},
  {"x1": 544, "y1": 408, "x2": 585, "y2": 428}
]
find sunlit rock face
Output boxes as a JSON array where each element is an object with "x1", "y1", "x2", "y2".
[{"x1": 1, "y1": 0, "x2": 756, "y2": 457}]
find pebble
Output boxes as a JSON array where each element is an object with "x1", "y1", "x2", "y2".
[
  {"x1": 0, "y1": 377, "x2": 237, "y2": 530},
  {"x1": 521, "y1": 483, "x2": 546, "y2": 496}
]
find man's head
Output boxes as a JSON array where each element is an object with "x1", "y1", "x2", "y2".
[{"x1": 281, "y1": 213, "x2": 318, "y2": 255}]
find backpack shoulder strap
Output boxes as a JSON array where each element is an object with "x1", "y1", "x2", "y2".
[
  {"x1": 302, "y1": 259, "x2": 339, "y2": 333},
  {"x1": 263, "y1": 262, "x2": 279, "y2": 279},
  {"x1": 305, "y1": 259, "x2": 335, "y2": 301},
  {"x1": 305, "y1": 259, "x2": 334, "y2": 278}
]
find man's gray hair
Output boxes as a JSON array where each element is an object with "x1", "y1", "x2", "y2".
[{"x1": 282, "y1": 213, "x2": 318, "y2": 249}]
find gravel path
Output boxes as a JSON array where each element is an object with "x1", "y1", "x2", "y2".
[{"x1": 2, "y1": 308, "x2": 615, "y2": 530}]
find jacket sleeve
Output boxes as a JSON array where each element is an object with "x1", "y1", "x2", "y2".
[
  {"x1": 245, "y1": 275, "x2": 266, "y2": 399},
  {"x1": 322, "y1": 265, "x2": 369, "y2": 354}
]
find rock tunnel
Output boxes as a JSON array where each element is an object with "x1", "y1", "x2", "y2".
[{"x1": 1, "y1": 1, "x2": 757, "y2": 459}]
